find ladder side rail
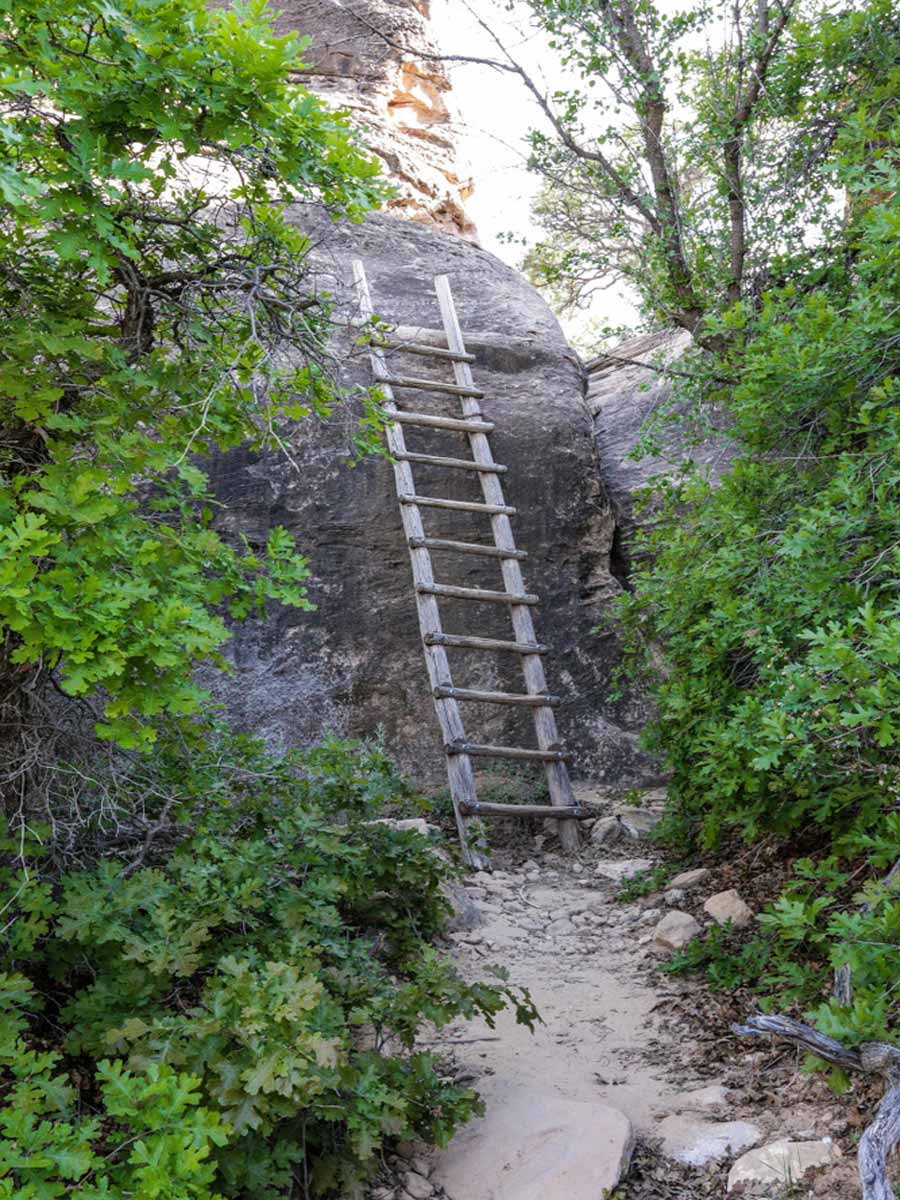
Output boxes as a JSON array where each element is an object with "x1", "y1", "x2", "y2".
[
  {"x1": 353, "y1": 261, "x2": 485, "y2": 867},
  {"x1": 434, "y1": 273, "x2": 580, "y2": 851}
]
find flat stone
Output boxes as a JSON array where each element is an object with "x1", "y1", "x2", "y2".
[
  {"x1": 653, "y1": 910, "x2": 701, "y2": 950},
  {"x1": 704, "y1": 889, "x2": 753, "y2": 928},
  {"x1": 616, "y1": 807, "x2": 664, "y2": 839},
  {"x1": 431, "y1": 1085, "x2": 633, "y2": 1200},
  {"x1": 594, "y1": 858, "x2": 653, "y2": 883},
  {"x1": 727, "y1": 1139, "x2": 842, "y2": 1193},
  {"x1": 590, "y1": 816, "x2": 623, "y2": 846},
  {"x1": 658, "y1": 1115, "x2": 762, "y2": 1166},
  {"x1": 669, "y1": 868, "x2": 710, "y2": 890}
]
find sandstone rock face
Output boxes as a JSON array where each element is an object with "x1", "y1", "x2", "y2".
[
  {"x1": 430, "y1": 1083, "x2": 634, "y2": 1200},
  {"x1": 207, "y1": 212, "x2": 654, "y2": 783},
  {"x1": 278, "y1": 0, "x2": 476, "y2": 238}
]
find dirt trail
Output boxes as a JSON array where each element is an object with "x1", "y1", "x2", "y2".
[
  {"x1": 407, "y1": 838, "x2": 860, "y2": 1200},
  {"x1": 437, "y1": 865, "x2": 682, "y2": 1133}
]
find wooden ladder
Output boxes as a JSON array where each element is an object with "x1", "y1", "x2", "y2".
[{"x1": 353, "y1": 261, "x2": 585, "y2": 867}]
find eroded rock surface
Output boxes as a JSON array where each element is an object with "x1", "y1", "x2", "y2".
[
  {"x1": 207, "y1": 213, "x2": 654, "y2": 782},
  {"x1": 280, "y1": 0, "x2": 476, "y2": 238}
]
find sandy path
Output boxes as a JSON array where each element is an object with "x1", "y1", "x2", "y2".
[{"x1": 438, "y1": 865, "x2": 684, "y2": 1134}]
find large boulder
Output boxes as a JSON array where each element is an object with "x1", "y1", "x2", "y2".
[{"x1": 205, "y1": 211, "x2": 654, "y2": 783}]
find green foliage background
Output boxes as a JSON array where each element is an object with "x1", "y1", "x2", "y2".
[{"x1": 0, "y1": 734, "x2": 534, "y2": 1198}]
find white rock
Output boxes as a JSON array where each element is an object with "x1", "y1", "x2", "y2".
[
  {"x1": 726, "y1": 1139, "x2": 842, "y2": 1193},
  {"x1": 658, "y1": 1115, "x2": 762, "y2": 1166},
  {"x1": 616, "y1": 807, "x2": 664, "y2": 839},
  {"x1": 547, "y1": 917, "x2": 575, "y2": 936},
  {"x1": 639, "y1": 907, "x2": 663, "y2": 925},
  {"x1": 663, "y1": 888, "x2": 686, "y2": 905},
  {"x1": 590, "y1": 816, "x2": 623, "y2": 846},
  {"x1": 594, "y1": 858, "x2": 653, "y2": 883},
  {"x1": 703, "y1": 889, "x2": 753, "y2": 928},
  {"x1": 653, "y1": 910, "x2": 701, "y2": 950},
  {"x1": 370, "y1": 817, "x2": 433, "y2": 836},
  {"x1": 431, "y1": 1085, "x2": 633, "y2": 1200},
  {"x1": 669, "y1": 868, "x2": 711, "y2": 890}
]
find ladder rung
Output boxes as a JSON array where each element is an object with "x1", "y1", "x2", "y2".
[
  {"x1": 374, "y1": 339, "x2": 476, "y2": 364},
  {"x1": 445, "y1": 742, "x2": 572, "y2": 763},
  {"x1": 376, "y1": 373, "x2": 484, "y2": 399},
  {"x1": 395, "y1": 452, "x2": 507, "y2": 474},
  {"x1": 425, "y1": 632, "x2": 548, "y2": 655},
  {"x1": 418, "y1": 583, "x2": 538, "y2": 606},
  {"x1": 408, "y1": 537, "x2": 527, "y2": 561},
  {"x1": 435, "y1": 685, "x2": 559, "y2": 707},
  {"x1": 392, "y1": 411, "x2": 494, "y2": 433},
  {"x1": 400, "y1": 495, "x2": 515, "y2": 516},
  {"x1": 459, "y1": 800, "x2": 590, "y2": 820}
]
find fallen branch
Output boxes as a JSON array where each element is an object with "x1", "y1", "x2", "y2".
[{"x1": 734, "y1": 1013, "x2": 900, "y2": 1199}]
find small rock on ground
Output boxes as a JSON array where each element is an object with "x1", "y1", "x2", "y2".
[
  {"x1": 726, "y1": 1138, "x2": 842, "y2": 1193},
  {"x1": 657, "y1": 1114, "x2": 762, "y2": 1166},
  {"x1": 676, "y1": 1083, "x2": 730, "y2": 1111},
  {"x1": 703, "y1": 889, "x2": 753, "y2": 928},
  {"x1": 654, "y1": 910, "x2": 701, "y2": 950},
  {"x1": 590, "y1": 816, "x2": 623, "y2": 845},
  {"x1": 616, "y1": 807, "x2": 664, "y2": 839},
  {"x1": 595, "y1": 858, "x2": 654, "y2": 883},
  {"x1": 402, "y1": 1170, "x2": 433, "y2": 1200},
  {"x1": 669, "y1": 868, "x2": 710, "y2": 890}
]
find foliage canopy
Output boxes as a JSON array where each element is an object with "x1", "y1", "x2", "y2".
[{"x1": 0, "y1": 0, "x2": 384, "y2": 763}]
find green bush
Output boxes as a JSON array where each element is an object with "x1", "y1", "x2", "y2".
[
  {"x1": 0, "y1": 733, "x2": 534, "y2": 1198},
  {"x1": 602, "y1": 8, "x2": 900, "y2": 1051}
]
